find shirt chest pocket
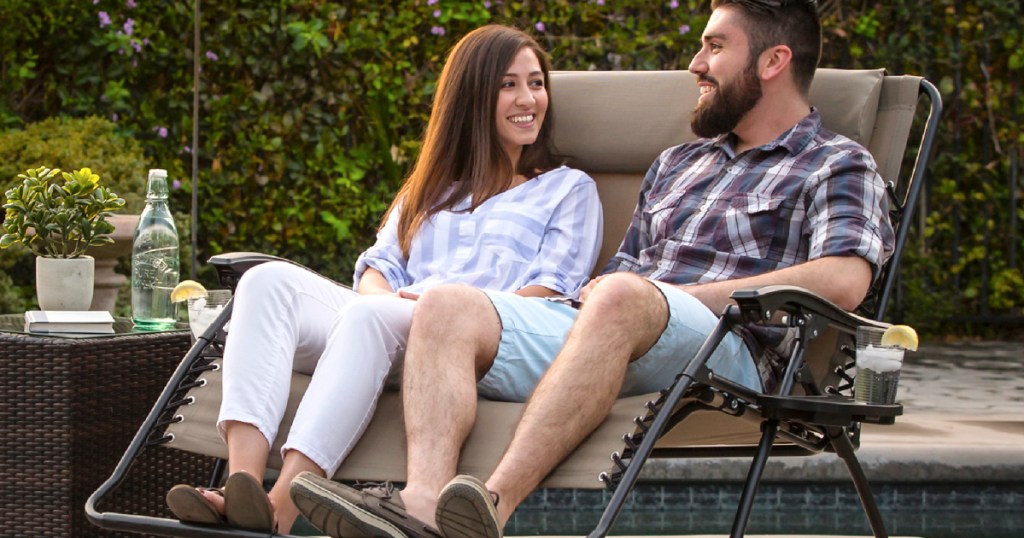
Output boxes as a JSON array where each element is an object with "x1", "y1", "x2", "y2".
[{"x1": 721, "y1": 193, "x2": 800, "y2": 259}]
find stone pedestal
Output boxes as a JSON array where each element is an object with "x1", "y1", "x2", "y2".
[{"x1": 88, "y1": 214, "x2": 139, "y2": 313}]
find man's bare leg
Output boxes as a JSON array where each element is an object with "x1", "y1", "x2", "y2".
[
  {"x1": 401, "y1": 284, "x2": 502, "y2": 528},
  {"x1": 485, "y1": 273, "x2": 668, "y2": 527}
]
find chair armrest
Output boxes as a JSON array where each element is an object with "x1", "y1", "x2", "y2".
[
  {"x1": 729, "y1": 284, "x2": 888, "y2": 333},
  {"x1": 208, "y1": 251, "x2": 288, "y2": 289}
]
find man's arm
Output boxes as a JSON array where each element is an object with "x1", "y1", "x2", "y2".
[{"x1": 680, "y1": 255, "x2": 873, "y2": 314}]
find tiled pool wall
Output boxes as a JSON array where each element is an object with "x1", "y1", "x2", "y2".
[{"x1": 506, "y1": 481, "x2": 1024, "y2": 537}]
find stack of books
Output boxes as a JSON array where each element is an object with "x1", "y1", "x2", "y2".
[{"x1": 24, "y1": 310, "x2": 116, "y2": 335}]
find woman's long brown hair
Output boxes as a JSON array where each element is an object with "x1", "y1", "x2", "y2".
[{"x1": 386, "y1": 25, "x2": 559, "y2": 256}]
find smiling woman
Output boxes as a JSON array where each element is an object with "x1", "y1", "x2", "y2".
[
  {"x1": 496, "y1": 47, "x2": 549, "y2": 168},
  {"x1": 162, "y1": 24, "x2": 603, "y2": 535}
]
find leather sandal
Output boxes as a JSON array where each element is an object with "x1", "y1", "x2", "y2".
[
  {"x1": 166, "y1": 484, "x2": 227, "y2": 526},
  {"x1": 224, "y1": 471, "x2": 277, "y2": 533}
]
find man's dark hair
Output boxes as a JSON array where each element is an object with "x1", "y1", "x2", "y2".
[{"x1": 710, "y1": 0, "x2": 822, "y2": 96}]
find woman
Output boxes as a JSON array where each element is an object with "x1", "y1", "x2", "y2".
[{"x1": 166, "y1": 24, "x2": 603, "y2": 534}]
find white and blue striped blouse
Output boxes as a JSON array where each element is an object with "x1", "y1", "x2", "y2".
[{"x1": 353, "y1": 165, "x2": 603, "y2": 297}]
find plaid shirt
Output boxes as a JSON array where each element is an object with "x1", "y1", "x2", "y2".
[{"x1": 603, "y1": 110, "x2": 895, "y2": 284}]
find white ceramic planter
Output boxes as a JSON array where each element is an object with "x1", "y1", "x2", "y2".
[{"x1": 35, "y1": 255, "x2": 95, "y2": 311}]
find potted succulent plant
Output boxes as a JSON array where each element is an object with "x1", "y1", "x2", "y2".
[
  {"x1": 1, "y1": 166, "x2": 125, "y2": 311},
  {"x1": 0, "y1": 116, "x2": 148, "y2": 312}
]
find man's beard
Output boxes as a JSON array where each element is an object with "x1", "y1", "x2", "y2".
[{"x1": 690, "y1": 62, "x2": 763, "y2": 139}]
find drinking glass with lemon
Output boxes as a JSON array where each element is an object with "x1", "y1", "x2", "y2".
[
  {"x1": 171, "y1": 280, "x2": 232, "y2": 339},
  {"x1": 854, "y1": 324, "x2": 918, "y2": 405}
]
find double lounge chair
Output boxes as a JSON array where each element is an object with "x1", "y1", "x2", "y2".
[{"x1": 87, "y1": 67, "x2": 940, "y2": 538}]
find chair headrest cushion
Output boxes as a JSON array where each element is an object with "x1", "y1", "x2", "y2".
[{"x1": 550, "y1": 68, "x2": 885, "y2": 174}]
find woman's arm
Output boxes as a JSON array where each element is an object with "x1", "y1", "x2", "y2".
[{"x1": 356, "y1": 267, "x2": 395, "y2": 296}]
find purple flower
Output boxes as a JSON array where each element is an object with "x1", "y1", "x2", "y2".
[
  {"x1": 98, "y1": 11, "x2": 111, "y2": 27},
  {"x1": 596, "y1": 0, "x2": 605, "y2": 5},
  {"x1": 93, "y1": 0, "x2": 99, "y2": 4},
  {"x1": 670, "y1": 0, "x2": 679, "y2": 8},
  {"x1": 126, "y1": 0, "x2": 137, "y2": 7},
  {"x1": 535, "y1": 21, "x2": 545, "y2": 33},
  {"x1": 172, "y1": 179, "x2": 182, "y2": 190},
  {"x1": 131, "y1": 39, "x2": 142, "y2": 53},
  {"x1": 678, "y1": 24, "x2": 691, "y2": 35},
  {"x1": 157, "y1": 127, "x2": 168, "y2": 138},
  {"x1": 433, "y1": 9, "x2": 441, "y2": 17},
  {"x1": 182, "y1": 145, "x2": 191, "y2": 154},
  {"x1": 123, "y1": 18, "x2": 134, "y2": 35},
  {"x1": 427, "y1": 0, "x2": 438, "y2": 4},
  {"x1": 205, "y1": 51, "x2": 219, "y2": 61},
  {"x1": 430, "y1": 26, "x2": 446, "y2": 36},
  {"x1": 111, "y1": 113, "x2": 119, "y2": 122},
  {"x1": 484, "y1": 0, "x2": 491, "y2": 7},
  {"x1": 143, "y1": 37, "x2": 150, "y2": 45}
]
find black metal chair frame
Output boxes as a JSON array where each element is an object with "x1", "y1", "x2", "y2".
[{"x1": 86, "y1": 78, "x2": 940, "y2": 538}]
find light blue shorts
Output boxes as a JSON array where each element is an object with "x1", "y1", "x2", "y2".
[{"x1": 476, "y1": 281, "x2": 761, "y2": 402}]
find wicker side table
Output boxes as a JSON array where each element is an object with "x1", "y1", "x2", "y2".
[{"x1": 0, "y1": 315, "x2": 218, "y2": 537}]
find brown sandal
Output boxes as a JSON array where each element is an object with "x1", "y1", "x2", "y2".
[
  {"x1": 224, "y1": 471, "x2": 276, "y2": 532},
  {"x1": 166, "y1": 484, "x2": 226, "y2": 526}
]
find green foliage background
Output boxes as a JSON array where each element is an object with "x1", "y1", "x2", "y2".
[{"x1": 1, "y1": 0, "x2": 1021, "y2": 337}]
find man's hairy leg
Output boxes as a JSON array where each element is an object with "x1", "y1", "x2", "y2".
[
  {"x1": 401, "y1": 285, "x2": 501, "y2": 528},
  {"x1": 486, "y1": 273, "x2": 668, "y2": 527}
]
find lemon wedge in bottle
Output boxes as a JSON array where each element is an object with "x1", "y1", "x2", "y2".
[{"x1": 170, "y1": 280, "x2": 208, "y2": 303}]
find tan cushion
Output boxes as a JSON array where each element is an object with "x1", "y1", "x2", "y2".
[
  {"x1": 809, "y1": 68, "x2": 885, "y2": 147},
  {"x1": 550, "y1": 70, "x2": 695, "y2": 174}
]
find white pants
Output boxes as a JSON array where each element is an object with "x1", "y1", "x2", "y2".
[{"x1": 218, "y1": 261, "x2": 412, "y2": 475}]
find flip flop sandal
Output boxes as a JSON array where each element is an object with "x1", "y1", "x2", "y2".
[
  {"x1": 224, "y1": 471, "x2": 277, "y2": 532},
  {"x1": 166, "y1": 484, "x2": 227, "y2": 526}
]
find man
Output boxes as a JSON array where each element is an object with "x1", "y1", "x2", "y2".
[{"x1": 291, "y1": 1, "x2": 895, "y2": 537}]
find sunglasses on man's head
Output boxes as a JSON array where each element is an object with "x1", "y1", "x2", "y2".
[{"x1": 731, "y1": 0, "x2": 818, "y2": 12}]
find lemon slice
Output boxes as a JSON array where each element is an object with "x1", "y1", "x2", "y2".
[
  {"x1": 170, "y1": 280, "x2": 208, "y2": 303},
  {"x1": 881, "y1": 324, "x2": 918, "y2": 351}
]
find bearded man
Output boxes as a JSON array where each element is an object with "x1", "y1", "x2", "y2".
[{"x1": 291, "y1": 1, "x2": 895, "y2": 537}]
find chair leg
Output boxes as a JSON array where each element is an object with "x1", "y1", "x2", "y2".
[
  {"x1": 587, "y1": 315, "x2": 734, "y2": 538},
  {"x1": 829, "y1": 426, "x2": 889, "y2": 538},
  {"x1": 729, "y1": 418, "x2": 779, "y2": 538}
]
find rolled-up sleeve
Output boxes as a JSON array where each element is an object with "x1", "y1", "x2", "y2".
[
  {"x1": 806, "y1": 147, "x2": 895, "y2": 280},
  {"x1": 352, "y1": 206, "x2": 412, "y2": 290},
  {"x1": 520, "y1": 178, "x2": 603, "y2": 296}
]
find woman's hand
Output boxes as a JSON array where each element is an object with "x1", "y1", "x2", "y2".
[
  {"x1": 397, "y1": 290, "x2": 420, "y2": 301},
  {"x1": 578, "y1": 274, "x2": 607, "y2": 303}
]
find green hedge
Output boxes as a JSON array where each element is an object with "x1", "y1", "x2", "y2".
[{"x1": 1, "y1": 1, "x2": 1021, "y2": 336}]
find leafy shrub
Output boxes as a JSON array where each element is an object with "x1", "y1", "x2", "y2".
[{"x1": 0, "y1": 116, "x2": 147, "y2": 212}]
